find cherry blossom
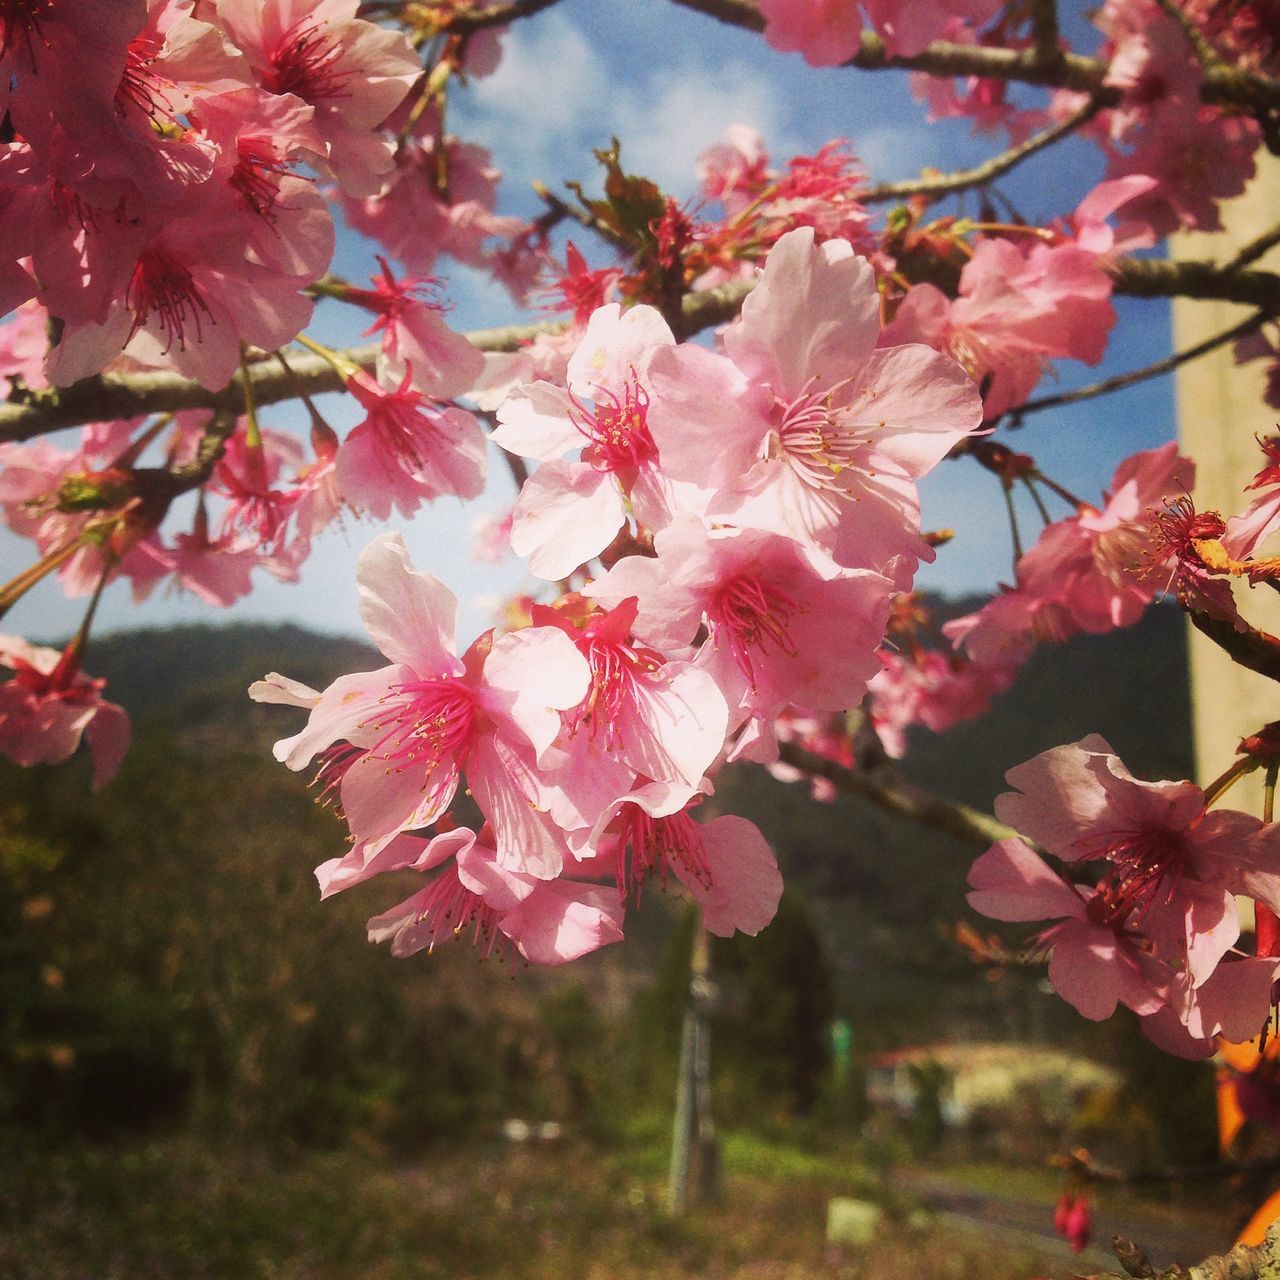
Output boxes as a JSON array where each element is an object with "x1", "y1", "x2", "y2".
[
  {"x1": 492, "y1": 303, "x2": 676, "y2": 580},
  {"x1": 0, "y1": 634, "x2": 130, "y2": 789},
  {"x1": 215, "y1": 0, "x2": 421, "y2": 198},
  {"x1": 334, "y1": 370, "x2": 487, "y2": 520},
  {"x1": 363, "y1": 826, "x2": 625, "y2": 965},
  {"x1": 969, "y1": 736, "x2": 1280, "y2": 1051},
  {"x1": 944, "y1": 443, "x2": 1195, "y2": 662},
  {"x1": 647, "y1": 226, "x2": 984, "y2": 584},
  {"x1": 882, "y1": 234, "x2": 1116, "y2": 419},
  {"x1": 268, "y1": 532, "x2": 590, "y2": 877},
  {"x1": 585, "y1": 517, "x2": 893, "y2": 758}
]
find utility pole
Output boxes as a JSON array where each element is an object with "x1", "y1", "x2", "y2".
[{"x1": 667, "y1": 917, "x2": 721, "y2": 1213}]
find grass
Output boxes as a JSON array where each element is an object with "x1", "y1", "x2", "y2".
[{"x1": 0, "y1": 1134, "x2": 1077, "y2": 1280}]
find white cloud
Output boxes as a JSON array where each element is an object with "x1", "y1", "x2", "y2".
[
  {"x1": 460, "y1": 14, "x2": 799, "y2": 201},
  {"x1": 459, "y1": 12, "x2": 611, "y2": 189},
  {"x1": 611, "y1": 62, "x2": 796, "y2": 195},
  {"x1": 856, "y1": 122, "x2": 944, "y2": 184}
]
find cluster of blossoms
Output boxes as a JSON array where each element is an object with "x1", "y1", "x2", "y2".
[
  {"x1": 254, "y1": 225, "x2": 985, "y2": 961},
  {"x1": 759, "y1": 0, "x2": 1004, "y2": 65},
  {"x1": 969, "y1": 736, "x2": 1280, "y2": 1058},
  {"x1": 0, "y1": 0, "x2": 522, "y2": 777}
]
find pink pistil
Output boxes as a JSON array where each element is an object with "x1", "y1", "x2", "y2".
[
  {"x1": 266, "y1": 19, "x2": 352, "y2": 102},
  {"x1": 126, "y1": 248, "x2": 213, "y2": 352},
  {"x1": 117, "y1": 35, "x2": 178, "y2": 123},
  {"x1": 773, "y1": 376, "x2": 867, "y2": 493},
  {"x1": 564, "y1": 636, "x2": 661, "y2": 750},
  {"x1": 309, "y1": 740, "x2": 363, "y2": 816},
  {"x1": 361, "y1": 676, "x2": 476, "y2": 780},
  {"x1": 49, "y1": 181, "x2": 100, "y2": 233},
  {"x1": 0, "y1": 0, "x2": 52, "y2": 62},
  {"x1": 708, "y1": 573, "x2": 800, "y2": 687},
  {"x1": 1075, "y1": 827, "x2": 1192, "y2": 925},
  {"x1": 570, "y1": 380, "x2": 658, "y2": 477},
  {"x1": 613, "y1": 804, "x2": 714, "y2": 903},
  {"x1": 362, "y1": 385, "x2": 446, "y2": 472},
  {"x1": 410, "y1": 864, "x2": 509, "y2": 958},
  {"x1": 231, "y1": 139, "x2": 294, "y2": 220},
  {"x1": 351, "y1": 257, "x2": 443, "y2": 328}
]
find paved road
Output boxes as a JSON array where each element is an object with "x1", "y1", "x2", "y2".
[{"x1": 896, "y1": 1172, "x2": 1236, "y2": 1273}]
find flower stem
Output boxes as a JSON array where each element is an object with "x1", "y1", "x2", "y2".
[
  {"x1": 295, "y1": 334, "x2": 360, "y2": 382},
  {"x1": 1021, "y1": 475, "x2": 1053, "y2": 527},
  {"x1": 239, "y1": 346, "x2": 262, "y2": 449},
  {"x1": 1203, "y1": 755, "x2": 1260, "y2": 806}
]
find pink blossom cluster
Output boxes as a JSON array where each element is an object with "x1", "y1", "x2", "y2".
[
  {"x1": 0, "y1": 634, "x2": 129, "y2": 790},
  {"x1": 695, "y1": 128, "x2": 878, "y2": 278},
  {"x1": 757, "y1": 0, "x2": 1268, "y2": 242},
  {"x1": 970, "y1": 736, "x2": 1280, "y2": 1058},
  {"x1": 0, "y1": 260, "x2": 491, "y2": 603},
  {"x1": 846, "y1": 444, "x2": 1194, "y2": 757},
  {"x1": 0, "y1": 0, "x2": 421, "y2": 390},
  {"x1": 1084, "y1": 0, "x2": 1262, "y2": 239},
  {"x1": 946, "y1": 443, "x2": 1195, "y2": 670},
  {"x1": 758, "y1": 0, "x2": 1002, "y2": 66},
  {"x1": 256, "y1": 227, "x2": 985, "y2": 962},
  {"x1": 0, "y1": 2, "x2": 526, "y2": 686},
  {"x1": 880, "y1": 215, "x2": 1122, "y2": 421},
  {"x1": 868, "y1": 643, "x2": 1019, "y2": 759}
]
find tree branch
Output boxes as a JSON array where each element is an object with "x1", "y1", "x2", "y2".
[
  {"x1": 666, "y1": 0, "x2": 1115, "y2": 92},
  {"x1": 1061, "y1": 1146, "x2": 1280, "y2": 1188},
  {"x1": 4, "y1": 251, "x2": 1278, "y2": 447},
  {"x1": 1110, "y1": 256, "x2": 1280, "y2": 310},
  {"x1": 1152, "y1": 0, "x2": 1222, "y2": 72},
  {"x1": 1094, "y1": 1220, "x2": 1280, "y2": 1280},
  {"x1": 1012, "y1": 310, "x2": 1270, "y2": 418},
  {"x1": 1190, "y1": 610, "x2": 1280, "y2": 683},
  {"x1": 0, "y1": 284, "x2": 754, "y2": 445},
  {"x1": 775, "y1": 741, "x2": 1014, "y2": 850},
  {"x1": 665, "y1": 0, "x2": 1280, "y2": 113},
  {"x1": 859, "y1": 96, "x2": 1103, "y2": 204}
]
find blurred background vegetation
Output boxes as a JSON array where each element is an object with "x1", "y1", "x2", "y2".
[{"x1": 0, "y1": 603, "x2": 1242, "y2": 1278}]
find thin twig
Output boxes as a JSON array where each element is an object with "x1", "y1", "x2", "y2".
[
  {"x1": 1013, "y1": 310, "x2": 1270, "y2": 418},
  {"x1": 533, "y1": 183, "x2": 632, "y2": 252},
  {"x1": 775, "y1": 741, "x2": 1015, "y2": 850},
  {"x1": 1225, "y1": 221, "x2": 1280, "y2": 272},
  {"x1": 442, "y1": 0, "x2": 564, "y2": 35},
  {"x1": 474, "y1": 407, "x2": 528, "y2": 489},
  {"x1": 1028, "y1": 0, "x2": 1061, "y2": 67},
  {"x1": 860, "y1": 96, "x2": 1102, "y2": 203},
  {"x1": 1059, "y1": 1146, "x2": 1280, "y2": 1187}
]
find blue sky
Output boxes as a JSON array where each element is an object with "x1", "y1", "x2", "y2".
[{"x1": 5, "y1": 0, "x2": 1177, "y2": 646}]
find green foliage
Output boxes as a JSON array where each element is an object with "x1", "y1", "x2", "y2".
[
  {"x1": 567, "y1": 140, "x2": 666, "y2": 252},
  {"x1": 714, "y1": 892, "x2": 835, "y2": 1122}
]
